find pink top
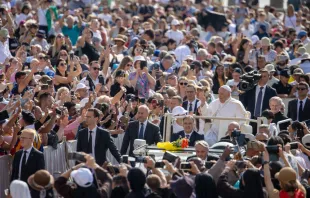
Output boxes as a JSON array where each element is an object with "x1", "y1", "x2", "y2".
[{"x1": 64, "y1": 119, "x2": 80, "y2": 140}]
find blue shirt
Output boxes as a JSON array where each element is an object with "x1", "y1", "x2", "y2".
[{"x1": 62, "y1": 25, "x2": 81, "y2": 45}]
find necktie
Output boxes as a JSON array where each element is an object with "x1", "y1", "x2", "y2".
[
  {"x1": 254, "y1": 87, "x2": 264, "y2": 117},
  {"x1": 299, "y1": 101, "x2": 303, "y2": 121},
  {"x1": 138, "y1": 123, "x2": 144, "y2": 139},
  {"x1": 189, "y1": 103, "x2": 193, "y2": 112},
  {"x1": 185, "y1": 134, "x2": 190, "y2": 139},
  {"x1": 87, "y1": 131, "x2": 93, "y2": 154},
  {"x1": 21, "y1": 151, "x2": 27, "y2": 173}
]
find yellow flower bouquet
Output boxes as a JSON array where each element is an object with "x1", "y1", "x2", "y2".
[{"x1": 157, "y1": 137, "x2": 189, "y2": 151}]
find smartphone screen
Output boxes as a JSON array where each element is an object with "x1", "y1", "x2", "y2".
[{"x1": 140, "y1": 61, "x2": 147, "y2": 70}]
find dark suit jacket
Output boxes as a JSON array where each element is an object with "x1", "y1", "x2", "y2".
[
  {"x1": 77, "y1": 127, "x2": 121, "y2": 166},
  {"x1": 239, "y1": 85, "x2": 277, "y2": 118},
  {"x1": 273, "y1": 111, "x2": 290, "y2": 130},
  {"x1": 182, "y1": 99, "x2": 200, "y2": 114},
  {"x1": 120, "y1": 120, "x2": 162, "y2": 156},
  {"x1": 11, "y1": 147, "x2": 45, "y2": 182},
  {"x1": 171, "y1": 130, "x2": 204, "y2": 147},
  {"x1": 287, "y1": 98, "x2": 310, "y2": 122}
]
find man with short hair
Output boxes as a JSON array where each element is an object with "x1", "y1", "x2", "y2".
[
  {"x1": 298, "y1": 30, "x2": 310, "y2": 45},
  {"x1": 182, "y1": 84, "x2": 201, "y2": 114},
  {"x1": 80, "y1": 61, "x2": 105, "y2": 91},
  {"x1": 171, "y1": 115, "x2": 204, "y2": 146},
  {"x1": 287, "y1": 82, "x2": 310, "y2": 121},
  {"x1": 204, "y1": 85, "x2": 247, "y2": 145},
  {"x1": 272, "y1": 70, "x2": 292, "y2": 98},
  {"x1": 11, "y1": 129, "x2": 45, "y2": 182},
  {"x1": 76, "y1": 108, "x2": 121, "y2": 165},
  {"x1": 121, "y1": 105, "x2": 162, "y2": 156}
]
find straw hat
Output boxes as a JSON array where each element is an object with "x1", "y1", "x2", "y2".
[{"x1": 27, "y1": 170, "x2": 54, "y2": 191}]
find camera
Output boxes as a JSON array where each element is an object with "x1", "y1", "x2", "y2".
[
  {"x1": 180, "y1": 162, "x2": 191, "y2": 170},
  {"x1": 231, "y1": 129, "x2": 241, "y2": 137},
  {"x1": 163, "y1": 151, "x2": 178, "y2": 163},
  {"x1": 238, "y1": 71, "x2": 261, "y2": 91}
]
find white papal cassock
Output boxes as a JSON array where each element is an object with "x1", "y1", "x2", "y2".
[{"x1": 201, "y1": 97, "x2": 247, "y2": 146}]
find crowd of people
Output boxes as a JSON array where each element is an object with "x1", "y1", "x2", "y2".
[{"x1": 2, "y1": 0, "x2": 310, "y2": 197}]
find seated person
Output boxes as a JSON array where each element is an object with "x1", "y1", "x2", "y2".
[{"x1": 171, "y1": 115, "x2": 204, "y2": 147}]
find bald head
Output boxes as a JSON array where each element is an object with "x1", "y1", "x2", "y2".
[
  {"x1": 137, "y1": 105, "x2": 150, "y2": 122},
  {"x1": 227, "y1": 121, "x2": 240, "y2": 135},
  {"x1": 218, "y1": 87, "x2": 231, "y2": 103}
]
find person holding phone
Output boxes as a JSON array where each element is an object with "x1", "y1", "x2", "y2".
[{"x1": 128, "y1": 56, "x2": 155, "y2": 99}]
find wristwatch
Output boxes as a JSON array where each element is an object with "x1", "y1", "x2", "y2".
[{"x1": 262, "y1": 161, "x2": 269, "y2": 165}]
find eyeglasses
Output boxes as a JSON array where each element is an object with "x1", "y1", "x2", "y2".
[
  {"x1": 297, "y1": 87, "x2": 307, "y2": 91},
  {"x1": 179, "y1": 82, "x2": 188, "y2": 86},
  {"x1": 60, "y1": 63, "x2": 67, "y2": 66},
  {"x1": 92, "y1": 67, "x2": 100, "y2": 71}
]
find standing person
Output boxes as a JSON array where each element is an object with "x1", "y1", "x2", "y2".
[
  {"x1": 11, "y1": 129, "x2": 45, "y2": 182},
  {"x1": 76, "y1": 108, "x2": 121, "y2": 165},
  {"x1": 120, "y1": 105, "x2": 162, "y2": 156},
  {"x1": 240, "y1": 69, "x2": 277, "y2": 119},
  {"x1": 284, "y1": 4, "x2": 297, "y2": 29},
  {"x1": 182, "y1": 84, "x2": 201, "y2": 114},
  {"x1": 287, "y1": 82, "x2": 310, "y2": 121},
  {"x1": 0, "y1": 28, "x2": 12, "y2": 64},
  {"x1": 165, "y1": 19, "x2": 184, "y2": 46}
]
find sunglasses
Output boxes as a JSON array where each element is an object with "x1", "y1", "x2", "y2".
[
  {"x1": 57, "y1": 35, "x2": 64, "y2": 38},
  {"x1": 297, "y1": 87, "x2": 307, "y2": 91},
  {"x1": 179, "y1": 82, "x2": 188, "y2": 86},
  {"x1": 39, "y1": 56, "x2": 46, "y2": 60},
  {"x1": 92, "y1": 67, "x2": 100, "y2": 71},
  {"x1": 126, "y1": 64, "x2": 132, "y2": 67},
  {"x1": 60, "y1": 63, "x2": 67, "y2": 66}
]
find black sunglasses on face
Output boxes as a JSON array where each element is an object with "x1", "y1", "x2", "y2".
[
  {"x1": 92, "y1": 67, "x2": 100, "y2": 71},
  {"x1": 179, "y1": 82, "x2": 188, "y2": 86},
  {"x1": 297, "y1": 87, "x2": 307, "y2": 91}
]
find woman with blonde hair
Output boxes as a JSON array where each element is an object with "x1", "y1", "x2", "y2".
[
  {"x1": 112, "y1": 56, "x2": 134, "y2": 77},
  {"x1": 284, "y1": 4, "x2": 297, "y2": 29},
  {"x1": 55, "y1": 87, "x2": 71, "y2": 105},
  {"x1": 47, "y1": 33, "x2": 71, "y2": 66},
  {"x1": 177, "y1": 76, "x2": 189, "y2": 100}
]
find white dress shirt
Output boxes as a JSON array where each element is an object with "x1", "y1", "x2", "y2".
[
  {"x1": 88, "y1": 126, "x2": 97, "y2": 157},
  {"x1": 0, "y1": 40, "x2": 12, "y2": 64},
  {"x1": 138, "y1": 120, "x2": 148, "y2": 138},
  {"x1": 297, "y1": 97, "x2": 307, "y2": 121},
  {"x1": 254, "y1": 85, "x2": 267, "y2": 116},
  {"x1": 18, "y1": 146, "x2": 33, "y2": 179},
  {"x1": 186, "y1": 98, "x2": 201, "y2": 113}
]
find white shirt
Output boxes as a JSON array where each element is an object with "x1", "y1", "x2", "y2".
[
  {"x1": 37, "y1": 8, "x2": 48, "y2": 26},
  {"x1": 18, "y1": 146, "x2": 33, "y2": 179},
  {"x1": 138, "y1": 120, "x2": 148, "y2": 138},
  {"x1": 297, "y1": 97, "x2": 307, "y2": 121},
  {"x1": 165, "y1": 30, "x2": 184, "y2": 45},
  {"x1": 186, "y1": 98, "x2": 201, "y2": 113},
  {"x1": 300, "y1": 61, "x2": 310, "y2": 74},
  {"x1": 254, "y1": 85, "x2": 267, "y2": 116},
  {"x1": 174, "y1": 45, "x2": 191, "y2": 64},
  {"x1": 285, "y1": 15, "x2": 297, "y2": 28},
  {"x1": 80, "y1": 75, "x2": 100, "y2": 88},
  {"x1": 98, "y1": 13, "x2": 112, "y2": 23},
  {"x1": 226, "y1": 80, "x2": 239, "y2": 96},
  {"x1": 88, "y1": 126, "x2": 97, "y2": 157},
  {"x1": 0, "y1": 40, "x2": 12, "y2": 64}
]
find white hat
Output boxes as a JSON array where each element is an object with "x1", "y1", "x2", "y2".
[
  {"x1": 265, "y1": 64, "x2": 276, "y2": 73},
  {"x1": 133, "y1": 55, "x2": 145, "y2": 65},
  {"x1": 302, "y1": 134, "x2": 310, "y2": 149},
  {"x1": 70, "y1": 168, "x2": 93, "y2": 188},
  {"x1": 75, "y1": 83, "x2": 89, "y2": 91},
  {"x1": 251, "y1": 35, "x2": 259, "y2": 45},
  {"x1": 171, "y1": 19, "x2": 180, "y2": 26},
  {"x1": 220, "y1": 85, "x2": 232, "y2": 93},
  {"x1": 79, "y1": 98, "x2": 89, "y2": 109},
  {"x1": 185, "y1": 55, "x2": 194, "y2": 61},
  {"x1": 172, "y1": 106, "x2": 188, "y2": 116}
]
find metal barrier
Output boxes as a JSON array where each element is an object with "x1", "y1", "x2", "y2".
[
  {"x1": 0, "y1": 155, "x2": 12, "y2": 198},
  {"x1": 163, "y1": 113, "x2": 267, "y2": 142}
]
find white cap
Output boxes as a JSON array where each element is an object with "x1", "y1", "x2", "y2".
[
  {"x1": 220, "y1": 85, "x2": 232, "y2": 93},
  {"x1": 172, "y1": 106, "x2": 188, "y2": 116},
  {"x1": 133, "y1": 55, "x2": 145, "y2": 65},
  {"x1": 251, "y1": 35, "x2": 259, "y2": 45},
  {"x1": 76, "y1": 83, "x2": 89, "y2": 91},
  {"x1": 171, "y1": 19, "x2": 180, "y2": 26},
  {"x1": 302, "y1": 134, "x2": 310, "y2": 149},
  {"x1": 70, "y1": 168, "x2": 93, "y2": 188},
  {"x1": 185, "y1": 55, "x2": 194, "y2": 61},
  {"x1": 265, "y1": 64, "x2": 275, "y2": 73}
]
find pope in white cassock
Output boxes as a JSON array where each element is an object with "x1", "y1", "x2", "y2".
[{"x1": 201, "y1": 85, "x2": 247, "y2": 146}]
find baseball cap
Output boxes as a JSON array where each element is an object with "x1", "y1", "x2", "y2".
[
  {"x1": 293, "y1": 68, "x2": 304, "y2": 75},
  {"x1": 280, "y1": 70, "x2": 290, "y2": 78},
  {"x1": 75, "y1": 83, "x2": 89, "y2": 91},
  {"x1": 265, "y1": 64, "x2": 276, "y2": 73},
  {"x1": 302, "y1": 134, "x2": 310, "y2": 149},
  {"x1": 172, "y1": 106, "x2": 188, "y2": 116},
  {"x1": 233, "y1": 68, "x2": 242, "y2": 74},
  {"x1": 251, "y1": 35, "x2": 259, "y2": 45},
  {"x1": 298, "y1": 30, "x2": 307, "y2": 39},
  {"x1": 70, "y1": 168, "x2": 93, "y2": 188},
  {"x1": 275, "y1": 167, "x2": 296, "y2": 184},
  {"x1": 171, "y1": 19, "x2": 180, "y2": 26},
  {"x1": 185, "y1": 55, "x2": 194, "y2": 61}
]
